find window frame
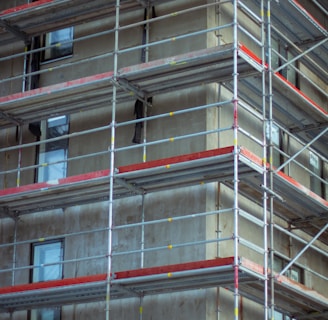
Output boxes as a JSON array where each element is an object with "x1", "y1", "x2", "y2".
[
  {"x1": 266, "y1": 122, "x2": 282, "y2": 169},
  {"x1": 273, "y1": 255, "x2": 304, "y2": 284},
  {"x1": 42, "y1": 27, "x2": 74, "y2": 62},
  {"x1": 309, "y1": 151, "x2": 323, "y2": 197},
  {"x1": 37, "y1": 115, "x2": 69, "y2": 182},
  {"x1": 30, "y1": 240, "x2": 64, "y2": 320}
]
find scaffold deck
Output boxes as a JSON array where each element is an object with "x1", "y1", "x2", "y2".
[
  {"x1": 1, "y1": 146, "x2": 327, "y2": 243},
  {"x1": 0, "y1": 44, "x2": 258, "y2": 128},
  {"x1": 0, "y1": 256, "x2": 327, "y2": 319},
  {"x1": 0, "y1": 0, "x2": 175, "y2": 45}
]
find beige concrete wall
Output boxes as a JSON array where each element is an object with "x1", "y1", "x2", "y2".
[
  {"x1": 0, "y1": 1, "x2": 327, "y2": 320},
  {"x1": 0, "y1": 1, "x2": 27, "y2": 11},
  {"x1": 0, "y1": 2, "x2": 222, "y2": 320}
]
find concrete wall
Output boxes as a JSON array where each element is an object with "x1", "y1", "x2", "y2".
[{"x1": 0, "y1": 1, "x2": 327, "y2": 320}]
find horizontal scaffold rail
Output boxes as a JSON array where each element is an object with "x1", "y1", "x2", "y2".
[
  {"x1": 225, "y1": 45, "x2": 328, "y2": 158},
  {"x1": 0, "y1": 0, "x2": 175, "y2": 46},
  {"x1": 243, "y1": 0, "x2": 328, "y2": 77},
  {"x1": 0, "y1": 146, "x2": 327, "y2": 244},
  {"x1": 0, "y1": 43, "x2": 259, "y2": 128},
  {"x1": 1, "y1": 42, "x2": 326, "y2": 148},
  {"x1": 0, "y1": 256, "x2": 327, "y2": 319}
]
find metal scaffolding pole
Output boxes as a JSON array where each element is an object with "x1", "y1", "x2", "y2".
[
  {"x1": 260, "y1": 0, "x2": 269, "y2": 318},
  {"x1": 0, "y1": 3, "x2": 231, "y2": 88},
  {"x1": 275, "y1": 127, "x2": 328, "y2": 173},
  {"x1": 232, "y1": 1, "x2": 240, "y2": 319},
  {"x1": 11, "y1": 217, "x2": 18, "y2": 286},
  {"x1": 106, "y1": 0, "x2": 120, "y2": 319},
  {"x1": 0, "y1": 1, "x2": 327, "y2": 318},
  {"x1": 279, "y1": 223, "x2": 328, "y2": 278},
  {"x1": 274, "y1": 37, "x2": 328, "y2": 74},
  {"x1": 266, "y1": 1, "x2": 275, "y2": 319}
]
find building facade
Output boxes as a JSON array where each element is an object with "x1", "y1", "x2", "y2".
[{"x1": 0, "y1": 1, "x2": 327, "y2": 319}]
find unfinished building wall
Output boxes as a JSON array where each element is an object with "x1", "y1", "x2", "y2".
[{"x1": 0, "y1": 1, "x2": 327, "y2": 320}]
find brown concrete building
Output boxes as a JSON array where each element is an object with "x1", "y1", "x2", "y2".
[{"x1": 0, "y1": 1, "x2": 327, "y2": 319}]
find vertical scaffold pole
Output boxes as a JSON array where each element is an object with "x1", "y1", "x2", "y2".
[
  {"x1": 17, "y1": 46, "x2": 29, "y2": 188},
  {"x1": 266, "y1": 1, "x2": 275, "y2": 319},
  {"x1": 139, "y1": 5, "x2": 151, "y2": 319},
  {"x1": 12, "y1": 217, "x2": 18, "y2": 286},
  {"x1": 106, "y1": 1, "x2": 120, "y2": 319},
  {"x1": 261, "y1": 0, "x2": 269, "y2": 319},
  {"x1": 232, "y1": 1, "x2": 239, "y2": 320}
]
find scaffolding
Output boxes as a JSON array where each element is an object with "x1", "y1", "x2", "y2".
[{"x1": 0, "y1": 1, "x2": 327, "y2": 319}]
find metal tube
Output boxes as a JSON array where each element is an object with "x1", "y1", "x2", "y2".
[
  {"x1": 238, "y1": 25, "x2": 263, "y2": 47},
  {"x1": 273, "y1": 224, "x2": 328, "y2": 258},
  {"x1": 116, "y1": 100, "x2": 233, "y2": 128},
  {"x1": 140, "y1": 194, "x2": 145, "y2": 269},
  {"x1": 0, "y1": 126, "x2": 233, "y2": 177},
  {"x1": 0, "y1": 124, "x2": 111, "y2": 153},
  {"x1": 114, "y1": 208, "x2": 233, "y2": 230},
  {"x1": 16, "y1": 127, "x2": 23, "y2": 187},
  {"x1": 0, "y1": 227, "x2": 108, "y2": 249},
  {"x1": 114, "y1": 127, "x2": 232, "y2": 153},
  {"x1": 0, "y1": 23, "x2": 233, "y2": 86},
  {"x1": 0, "y1": 100, "x2": 232, "y2": 154},
  {"x1": 266, "y1": 1, "x2": 275, "y2": 319},
  {"x1": 106, "y1": 0, "x2": 120, "y2": 318},
  {"x1": 112, "y1": 237, "x2": 233, "y2": 257},
  {"x1": 275, "y1": 121, "x2": 328, "y2": 162},
  {"x1": 118, "y1": 23, "x2": 233, "y2": 57},
  {"x1": 275, "y1": 127, "x2": 328, "y2": 172},
  {"x1": 239, "y1": 209, "x2": 265, "y2": 227},
  {"x1": 0, "y1": 149, "x2": 109, "y2": 176},
  {"x1": 276, "y1": 147, "x2": 327, "y2": 185},
  {"x1": 238, "y1": 126, "x2": 265, "y2": 146},
  {"x1": 232, "y1": 1, "x2": 239, "y2": 319},
  {"x1": 112, "y1": 265, "x2": 233, "y2": 285},
  {"x1": 279, "y1": 223, "x2": 328, "y2": 277},
  {"x1": 239, "y1": 237, "x2": 266, "y2": 254},
  {"x1": 274, "y1": 37, "x2": 327, "y2": 74},
  {"x1": 260, "y1": 5, "x2": 269, "y2": 317},
  {"x1": 274, "y1": 251, "x2": 328, "y2": 281},
  {"x1": 11, "y1": 218, "x2": 18, "y2": 285},
  {"x1": 238, "y1": 99, "x2": 266, "y2": 121},
  {"x1": 0, "y1": 254, "x2": 107, "y2": 274},
  {"x1": 238, "y1": 0, "x2": 263, "y2": 23},
  {"x1": 271, "y1": 49, "x2": 327, "y2": 98},
  {"x1": 312, "y1": 0, "x2": 328, "y2": 15},
  {"x1": 272, "y1": 27, "x2": 328, "y2": 96},
  {"x1": 271, "y1": 25, "x2": 327, "y2": 83},
  {"x1": 0, "y1": 2, "x2": 225, "y2": 64}
]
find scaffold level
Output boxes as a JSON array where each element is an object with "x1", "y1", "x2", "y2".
[
  {"x1": 0, "y1": 257, "x2": 327, "y2": 319},
  {"x1": 228, "y1": 75, "x2": 328, "y2": 157},
  {"x1": 0, "y1": 43, "x2": 326, "y2": 159},
  {"x1": 0, "y1": 43, "x2": 257, "y2": 128},
  {"x1": 0, "y1": 0, "x2": 175, "y2": 45},
  {"x1": 1, "y1": 146, "x2": 327, "y2": 244},
  {"x1": 243, "y1": 0, "x2": 328, "y2": 80},
  {"x1": 0, "y1": 0, "x2": 327, "y2": 319}
]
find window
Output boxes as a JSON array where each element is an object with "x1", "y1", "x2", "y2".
[
  {"x1": 285, "y1": 51, "x2": 298, "y2": 87},
  {"x1": 274, "y1": 311, "x2": 293, "y2": 320},
  {"x1": 32, "y1": 241, "x2": 63, "y2": 282},
  {"x1": 31, "y1": 308, "x2": 61, "y2": 320},
  {"x1": 30, "y1": 241, "x2": 63, "y2": 320},
  {"x1": 266, "y1": 122, "x2": 281, "y2": 169},
  {"x1": 273, "y1": 256, "x2": 303, "y2": 283},
  {"x1": 38, "y1": 116, "x2": 69, "y2": 182},
  {"x1": 271, "y1": 37, "x2": 298, "y2": 87},
  {"x1": 43, "y1": 27, "x2": 73, "y2": 61},
  {"x1": 309, "y1": 151, "x2": 323, "y2": 197}
]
